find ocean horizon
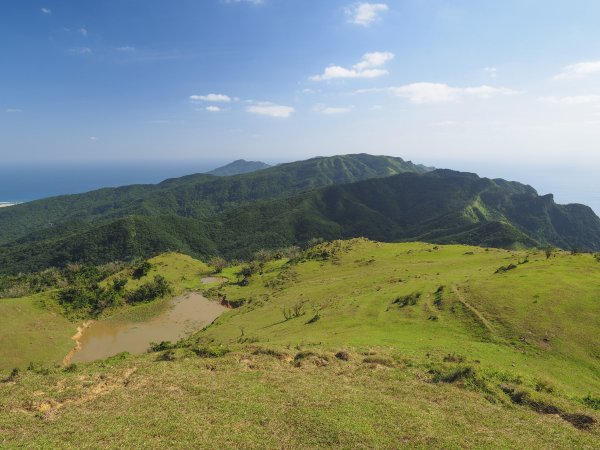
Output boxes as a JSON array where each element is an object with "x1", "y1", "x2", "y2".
[
  {"x1": 0, "y1": 160, "x2": 228, "y2": 204},
  {"x1": 1, "y1": 160, "x2": 598, "y2": 217}
]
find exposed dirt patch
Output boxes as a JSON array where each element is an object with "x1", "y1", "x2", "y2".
[
  {"x1": 22, "y1": 367, "x2": 138, "y2": 420},
  {"x1": 201, "y1": 277, "x2": 226, "y2": 285},
  {"x1": 62, "y1": 320, "x2": 95, "y2": 366}
]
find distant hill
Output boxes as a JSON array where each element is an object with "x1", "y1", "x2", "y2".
[
  {"x1": 1, "y1": 164, "x2": 600, "y2": 273},
  {"x1": 207, "y1": 159, "x2": 271, "y2": 176},
  {"x1": 0, "y1": 154, "x2": 428, "y2": 246}
]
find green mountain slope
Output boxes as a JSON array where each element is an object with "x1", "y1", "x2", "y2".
[
  {"x1": 2, "y1": 168, "x2": 599, "y2": 273},
  {"x1": 207, "y1": 159, "x2": 271, "y2": 176},
  {"x1": 0, "y1": 154, "x2": 427, "y2": 246},
  {"x1": 1, "y1": 242, "x2": 598, "y2": 447}
]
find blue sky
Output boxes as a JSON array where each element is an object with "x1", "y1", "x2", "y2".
[{"x1": 1, "y1": 0, "x2": 600, "y2": 177}]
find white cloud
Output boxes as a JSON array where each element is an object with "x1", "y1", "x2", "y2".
[
  {"x1": 484, "y1": 67, "x2": 497, "y2": 78},
  {"x1": 190, "y1": 94, "x2": 232, "y2": 102},
  {"x1": 554, "y1": 61, "x2": 600, "y2": 80},
  {"x1": 539, "y1": 95, "x2": 600, "y2": 105},
  {"x1": 247, "y1": 102, "x2": 294, "y2": 118},
  {"x1": 41, "y1": 7, "x2": 51, "y2": 14},
  {"x1": 70, "y1": 47, "x2": 92, "y2": 54},
  {"x1": 345, "y1": 3, "x2": 389, "y2": 26},
  {"x1": 116, "y1": 46, "x2": 135, "y2": 52},
  {"x1": 389, "y1": 83, "x2": 518, "y2": 104},
  {"x1": 78, "y1": 28, "x2": 88, "y2": 38},
  {"x1": 5, "y1": 108, "x2": 22, "y2": 113},
  {"x1": 314, "y1": 104, "x2": 353, "y2": 115},
  {"x1": 311, "y1": 51, "x2": 394, "y2": 81},
  {"x1": 89, "y1": 136, "x2": 98, "y2": 141},
  {"x1": 206, "y1": 106, "x2": 222, "y2": 112}
]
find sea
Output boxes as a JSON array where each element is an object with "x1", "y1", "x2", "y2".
[
  {"x1": 0, "y1": 160, "x2": 598, "y2": 216},
  {"x1": 0, "y1": 161, "x2": 227, "y2": 205}
]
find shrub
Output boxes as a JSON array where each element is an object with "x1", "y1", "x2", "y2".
[
  {"x1": 192, "y1": 344, "x2": 229, "y2": 358},
  {"x1": 335, "y1": 351, "x2": 350, "y2": 361},
  {"x1": 434, "y1": 285, "x2": 444, "y2": 308},
  {"x1": 392, "y1": 292, "x2": 421, "y2": 307},
  {"x1": 282, "y1": 301, "x2": 305, "y2": 320},
  {"x1": 209, "y1": 257, "x2": 227, "y2": 274},
  {"x1": 2, "y1": 368, "x2": 20, "y2": 383},
  {"x1": 149, "y1": 341, "x2": 175, "y2": 352},
  {"x1": 430, "y1": 365, "x2": 475, "y2": 383},
  {"x1": 582, "y1": 394, "x2": 600, "y2": 410},
  {"x1": 125, "y1": 276, "x2": 171, "y2": 304},
  {"x1": 443, "y1": 353, "x2": 466, "y2": 363},
  {"x1": 132, "y1": 261, "x2": 152, "y2": 280},
  {"x1": 306, "y1": 313, "x2": 320, "y2": 324},
  {"x1": 495, "y1": 264, "x2": 517, "y2": 274}
]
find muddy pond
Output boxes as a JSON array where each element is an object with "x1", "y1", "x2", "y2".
[{"x1": 70, "y1": 293, "x2": 226, "y2": 363}]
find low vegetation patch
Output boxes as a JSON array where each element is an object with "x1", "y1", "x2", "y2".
[
  {"x1": 392, "y1": 292, "x2": 421, "y2": 307},
  {"x1": 494, "y1": 263, "x2": 517, "y2": 274}
]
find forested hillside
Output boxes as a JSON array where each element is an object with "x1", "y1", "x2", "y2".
[{"x1": 1, "y1": 164, "x2": 599, "y2": 274}]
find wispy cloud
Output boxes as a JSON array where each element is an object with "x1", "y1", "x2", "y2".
[
  {"x1": 89, "y1": 136, "x2": 99, "y2": 141},
  {"x1": 206, "y1": 106, "x2": 222, "y2": 112},
  {"x1": 70, "y1": 47, "x2": 92, "y2": 55},
  {"x1": 116, "y1": 46, "x2": 135, "y2": 52},
  {"x1": 5, "y1": 108, "x2": 22, "y2": 113},
  {"x1": 247, "y1": 102, "x2": 294, "y2": 118},
  {"x1": 554, "y1": 61, "x2": 600, "y2": 80},
  {"x1": 389, "y1": 83, "x2": 518, "y2": 104},
  {"x1": 78, "y1": 28, "x2": 88, "y2": 38},
  {"x1": 314, "y1": 104, "x2": 353, "y2": 115},
  {"x1": 484, "y1": 67, "x2": 497, "y2": 78},
  {"x1": 41, "y1": 7, "x2": 51, "y2": 14},
  {"x1": 190, "y1": 94, "x2": 232, "y2": 102},
  {"x1": 345, "y1": 3, "x2": 389, "y2": 26},
  {"x1": 539, "y1": 95, "x2": 600, "y2": 105},
  {"x1": 311, "y1": 51, "x2": 394, "y2": 81}
]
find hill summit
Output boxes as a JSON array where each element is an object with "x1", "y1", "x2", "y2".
[{"x1": 207, "y1": 159, "x2": 271, "y2": 176}]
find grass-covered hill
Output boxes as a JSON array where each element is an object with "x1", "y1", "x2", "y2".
[
  {"x1": 1, "y1": 240, "x2": 598, "y2": 448},
  {"x1": 2, "y1": 166, "x2": 600, "y2": 274},
  {"x1": 207, "y1": 159, "x2": 271, "y2": 176},
  {"x1": 0, "y1": 154, "x2": 426, "y2": 246}
]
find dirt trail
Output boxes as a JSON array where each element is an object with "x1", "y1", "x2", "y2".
[{"x1": 452, "y1": 286, "x2": 496, "y2": 336}]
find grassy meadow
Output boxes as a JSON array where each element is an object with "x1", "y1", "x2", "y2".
[{"x1": 1, "y1": 239, "x2": 598, "y2": 447}]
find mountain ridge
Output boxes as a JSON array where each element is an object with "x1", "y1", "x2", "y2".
[
  {"x1": 1, "y1": 165, "x2": 599, "y2": 273},
  {"x1": 207, "y1": 159, "x2": 271, "y2": 176}
]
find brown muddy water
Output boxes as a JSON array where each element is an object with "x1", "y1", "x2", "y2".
[{"x1": 70, "y1": 293, "x2": 226, "y2": 363}]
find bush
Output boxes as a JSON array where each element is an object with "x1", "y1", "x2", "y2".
[
  {"x1": 125, "y1": 276, "x2": 171, "y2": 304},
  {"x1": 282, "y1": 301, "x2": 305, "y2": 320},
  {"x1": 392, "y1": 292, "x2": 421, "y2": 307},
  {"x1": 306, "y1": 313, "x2": 320, "y2": 324},
  {"x1": 430, "y1": 365, "x2": 475, "y2": 383},
  {"x1": 434, "y1": 285, "x2": 444, "y2": 308},
  {"x1": 192, "y1": 344, "x2": 229, "y2": 358},
  {"x1": 132, "y1": 261, "x2": 152, "y2": 280},
  {"x1": 495, "y1": 264, "x2": 517, "y2": 274},
  {"x1": 209, "y1": 257, "x2": 227, "y2": 274},
  {"x1": 582, "y1": 394, "x2": 600, "y2": 410}
]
